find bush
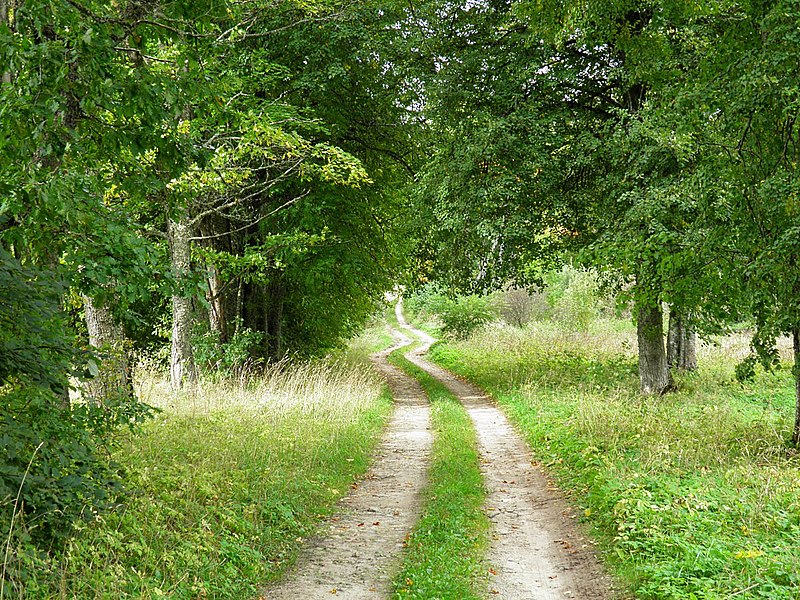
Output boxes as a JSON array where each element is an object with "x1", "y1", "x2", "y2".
[
  {"x1": 499, "y1": 287, "x2": 550, "y2": 327},
  {"x1": 435, "y1": 295, "x2": 500, "y2": 339},
  {"x1": 0, "y1": 250, "x2": 155, "y2": 592},
  {"x1": 544, "y1": 265, "x2": 603, "y2": 331},
  {"x1": 405, "y1": 289, "x2": 499, "y2": 340},
  {"x1": 404, "y1": 282, "x2": 449, "y2": 320},
  {"x1": 193, "y1": 325, "x2": 265, "y2": 376}
]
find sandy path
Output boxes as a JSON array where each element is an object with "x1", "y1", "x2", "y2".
[
  {"x1": 396, "y1": 303, "x2": 615, "y2": 600},
  {"x1": 260, "y1": 330, "x2": 432, "y2": 599}
]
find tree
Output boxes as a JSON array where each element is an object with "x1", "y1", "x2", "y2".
[
  {"x1": 672, "y1": 0, "x2": 800, "y2": 444},
  {"x1": 406, "y1": 0, "x2": 687, "y2": 392}
]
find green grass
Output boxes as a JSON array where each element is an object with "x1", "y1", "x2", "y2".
[
  {"x1": 428, "y1": 322, "x2": 800, "y2": 600},
  {"x1": 14, "y1": 354, "x2": 392, "y2": 599},
  {"x1": 388, "y1": 350, "x2": 490, "y2": 600}
]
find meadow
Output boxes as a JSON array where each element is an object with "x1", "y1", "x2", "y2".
[{"x1": 428, "y1": 318, "x2": 800, "y2": 599}]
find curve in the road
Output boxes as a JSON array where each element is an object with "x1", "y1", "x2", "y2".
[{"x1": 396, "y1": 301, "x2": 614, "y2": 600}]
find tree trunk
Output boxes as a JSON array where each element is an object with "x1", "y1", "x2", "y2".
[
  {"x1": 198, "y1": 215, "x2": 234, "y2": 343},
  {"x1": 637, "y1": 302, "x2": 674, "y2": 395},
  {"x1": 265, "y1": 275, "x2": 286, "y2": 359},
  {"x1": 0, "y1": 0, "x2": 11, "y2": 85},
  {"x1": 168, "y1": 217, "x2": 197, "y2": 389},
  {"x1": 667, "y1": 309, "x2": 698, "y2": 372},
  {"x1": 83, "y1": 295, "x2": 132, "y2": 400},
  {"x1": 206, "y1": 263, "x2": 229, "y2": 343},
  {"x1": 793, "y1": 329, "x2": 800, "y2": 447}
]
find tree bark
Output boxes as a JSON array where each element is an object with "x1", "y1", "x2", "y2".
[
  {"x1": 265, "y1": 274, "x2": 286, "y2": 359},
  {"x1": 206, "y1": 263, "x2": 228, "y2": 343},
  {"x1": 83, "y1": 295, "x2": 132, "y2": 400},
  {"x1": 168, "y1": 216, "x2": 198, "y2": 389},
  {"x1": 0, "y1": 0, "x2": 11, "y2": 85},
  {"x1": 637, "y1": 302, "x2": 674, "y2": 395},
  {"x1": 793, "y1": 329, "x2": 800, "y2": 447},
  {"x1": 667, "y1": 309, "x2": 697, "y2": 372}
]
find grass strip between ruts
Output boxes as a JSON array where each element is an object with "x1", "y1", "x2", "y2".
[{"x1": 388, "y1": 347, "x2": 490, "y2": 600}]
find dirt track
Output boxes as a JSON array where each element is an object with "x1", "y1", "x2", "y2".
[
  {"x1": 262, "y1": 307, "x2": 615, "y2": 599},
  {"x1": 260, "y1": 329, "x2": 432, "y2": 599},
  {"x1": 396, "y1": 304, "x2": 614, "y2": 599}
]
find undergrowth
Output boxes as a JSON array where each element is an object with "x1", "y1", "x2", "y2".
[
  {"x1": 389, "y1": 350, "x2": 490, "y2": 599},
  {"x1": 429, "y1": 322, "x2": 800, "y2": 600},
  {"x1": 8, "y1": 338, "x2": 392, "y2": 599}
]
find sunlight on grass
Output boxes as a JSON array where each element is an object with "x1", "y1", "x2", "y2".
[
  {"x1": 430, "y1": 320, "x2": 800, "y2": 600},
  {"x1": 21, "y1": 345, "x2": 392, "y2": 599}
]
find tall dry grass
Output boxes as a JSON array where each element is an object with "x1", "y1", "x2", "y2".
[{"x1": 14, "y1": 342, "x2": 392, "y2": 599}]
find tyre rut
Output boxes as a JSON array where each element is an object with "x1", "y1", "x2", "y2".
[
  {"x1": 261, "y1": 329, "x2": 432, "y2": 599},
  {"x1": 396, "y1": 303, "x2": 614, "y2": 600}
]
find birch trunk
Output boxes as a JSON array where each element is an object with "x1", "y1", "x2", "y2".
[{"x1": 168, "y1": 217, "x2": 197, "y2": 389}]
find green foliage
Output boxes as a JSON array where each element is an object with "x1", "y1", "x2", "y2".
[
  {"x1": 193, "y1": 325, "x2": 265, "y2": 376},
  {"x1": 0, "y1": 250, "x2": 73, "y2": 392},
  {"x1": 435, "y1": 295, "x2": 500, "y2": 340},
  {"x1": 429, "y1": 321, "x2": 800, "y2": 598},
  {"x1": 389, "y1": 352, "x2": 489, "y2": 599},
  {"x1": 1, "y1": 386, "x2": 155, "y2": 550},
  {"x1": 405, "y1": 285, "x2": 500, "y2": 340},
  {"x1": 0, "y1": 249, "x2": 156, "y2": 581},
  {"x1": 1, "y1": 0, "x2": 417, "y2": 564}
]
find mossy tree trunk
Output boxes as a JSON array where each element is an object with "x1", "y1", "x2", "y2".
[{"x1": 637, "y1": 301, "x2": 674, "y2": 395}]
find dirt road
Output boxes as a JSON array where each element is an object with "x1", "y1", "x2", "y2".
[
  {"x1": 260, "y1": 329, "x2": 432, "y2": 599},
  {"x1": 262, "y1": 308, "x2": 615, "y2": 599},
  {"x1": 396, "y1": 303, "x2": 614, "y2": 600}
]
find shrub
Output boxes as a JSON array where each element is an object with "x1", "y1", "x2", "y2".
[
  {"x1": 544, "y1": 265, "x2": 603, "y2": 331},
  {"x1": 433, "y1": 294, "x2": 500, "y2": 340},
  {"x1": 194, "y1": 325, "x2": 265, "y2": 376},
  {"x1": 0, "y1": 250, "x2": 155, "y2": 593},
  {"x1": 499, "y1": 287, "x2": 550, "y2": 327}
]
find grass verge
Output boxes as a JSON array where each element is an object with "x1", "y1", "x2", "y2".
[
  {"x1": 388, "y1": 349, "x2": 490, "y2": 599},
  {"x1": 13, "y1": 353, "x2": 392, "y2": 599},
  {"x1": 428, "y1": 323, "x2": 800, "y2": 600}
]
